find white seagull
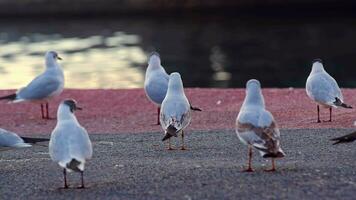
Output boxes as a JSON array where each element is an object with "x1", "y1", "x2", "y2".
[
  {"x1": 0, "y1": 128, "x2": 49, "y2": 151},
  {"x1": 306, "y1": 59, "x2": 352, "y2": 123},
  {"x1": 160, "y1": 72, "x2": 191, "y2": 150},
  {"x1": 236, "y1": 79, "x2": 285, "y2": 172},
  {"x1": 144, "y1": 52, "x2": 169, "y2": 125},
  {"x1": 49, "y1": 99, "x2": 92, "y2": 189},
  {"x1": 0, "y1": 51, "x2": 64, "y2": 119}
]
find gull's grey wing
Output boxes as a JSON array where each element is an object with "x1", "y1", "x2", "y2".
[
  {"x1": 49, "y1": 123, "x2": 92, "y2": 164},
  {"x1": 144, "y1": 74, "x2": 169, "y2": 105},
  {"x1": 306, "y1": 73, "x2": 342, "y2": 104},
  {"x1": 0, "y1": 128, "x2": 31, "y2": 148},
  {"x1": 160, "y1": 99, "x2": 191, "y2": 131},
  {"x1": 69, "y1": 126, "x2": 93, "y2": 160},
  {"x1": 17, "y1": 73, "x2": 62, "y2": 100}
]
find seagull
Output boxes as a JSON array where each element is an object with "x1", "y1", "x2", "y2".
[
  {"x1": 49, "y1": 99, "x2": 92, "y2": 189},
  {"x1": 236, "y1": 79, "x2": 285, "y2": 172},
  {"x1": 144, "y1": 52, "x2": 201, "y2": 125},
  {"x1": 160, "y1": 72, "x2": 191, "y2": 150},
  {"x1": 144, "y1": 52, "x2": 169, "y2": 125},
  {"x1": 331, "y1": 131, "x2": 356, "y2": 145},
  {"x1": 0, "y1": 128, "x2": 49, "y2": 151},
  {"x1": 0, "y1": 51, "x2": 64, "y2": 119},
  {"x1": 306, "y1": 59, "x2": 352, "y2": 123}
]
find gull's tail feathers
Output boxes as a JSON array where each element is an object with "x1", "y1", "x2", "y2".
[
  {"x1": 162, "y1": 125, "x2": 179, "y2": 141},
  {"x1": 334, "y1": 97, "x2": 352, "y2": 109},
  {"x1": 331, "y1": 131, "x2": 356, "y2": 145},
  {"x1": 21, "y1": 137, "x2": 50, "y2": 144},
  {"x1": 66, "y1": 159, "x2": 84, "y2": 172},
  {"x1": 0, "y1": 93, "x2": 16, "y2": 101},
  {"x1": 253, "y1": 143, "x2": 285, "y2": 158}
]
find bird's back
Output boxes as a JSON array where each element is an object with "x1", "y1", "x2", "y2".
[
  {"x1": 0, "y1": 128, "x2": 29, "y2": 148},
  {"x1": 306, "y1": 72, "x2": 342, "y2": 105},
  {"x1": 17, "y1": 69, "x2": 64, "y2": 101},
  {"x1": 49, "y1": 121, "x2": 92, "y2": 165},
  {"x1": 160, "y1": 94, "x2": 191, "y2": 131},
  {"x1": 144, "y1": 69, "x2": 169, "y2": 105}
]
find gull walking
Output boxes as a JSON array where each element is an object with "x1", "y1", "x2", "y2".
[
  {"x1": 144, "y1": 52, "x2": 169, "y2": 125},
  {"x1": 49, "y1": 99, "x2": 92, "y2": 189},
  {"x1": 0, "y1": 128, "x2": 49, "y2": 151},
  {"x1": 236, "y1": 79, "x2": 285, "y2": 172},
  {"x1": 0, "y1": 51, "x2": 64, "y2": 119},
  {"x1": 306, "y1": 59, "x2": 352, "y2": 123},
  {"x1": 160, "y1": 72, "x2": 191, "y2": 150}
]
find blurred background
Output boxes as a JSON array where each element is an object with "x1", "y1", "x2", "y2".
[{"x1": 0, "y1": 0, "x2": 355, "y2": 89}]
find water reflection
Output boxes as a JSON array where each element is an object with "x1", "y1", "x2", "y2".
[{"x1": 0, "y1": 17, "x2": 355, "y2": 89}]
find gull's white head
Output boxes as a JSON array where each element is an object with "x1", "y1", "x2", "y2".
[
  {"x1": 311, "y1": 58, "x2": 325, "y2": 74},
  {"x1": 57, "y1": 99, "x2": 82, "y2": 120},
  {"x1": 148, "y1": 52, "x2": 161, "y2": 67},
  {"x1": 243, "y1": 79, "x2": 265, "y2": 107},
  {"x1": 45, "y1": 51, "x2": 62, "y2": 68},
  {"x1": 168, "y1": 72, "x2": 184, "y2": 93}
]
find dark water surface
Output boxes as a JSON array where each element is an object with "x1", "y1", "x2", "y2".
[{"x1": 0, "y1": 16, "x2": 355, "y2": 89}]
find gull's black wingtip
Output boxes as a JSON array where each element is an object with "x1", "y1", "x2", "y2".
[
  {"x1": 21, "y1": 137, "x2": 50, "y2": 144},
  {"x1": 190, "y1": 105, "x2": 202, "y2": 111}
]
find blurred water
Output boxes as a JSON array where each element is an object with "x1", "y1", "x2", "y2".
[{"x1": 0, "y1": 16, "x2": 355, "y2": 89}]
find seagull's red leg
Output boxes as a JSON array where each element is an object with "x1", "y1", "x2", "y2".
[
  {"x1": 265, "y1": 158, "x2": 276, "y2": 172},
  {"x1": 317, "y1": 105, "x2": 321, "y2": 123},
  {"x1": 243, "y1": 145, "x2": 254, "y2": 172},
  {"x1": 157, "y1": 107, "x2": 160, "y2": 125},
  {"x1": 329, "y1": 107, "x2": 332, "y2": 122},
  {"x1": 46, "y1": 102, "x2": 50, "y2": 119},
  {"x1": 167, "y1": 138, "x2": 174, "y2": 150},
  {"x1": 41, "y1": 104, "x2": 45, "y2": 119},
  {"x1": 77, "y1": 171, "x2": 85, "y2": 189},
  {"x1": 181, "y1": 130, "x2": 186, "y2": 150},
  {"x1": 63, "y1": 168, "x2": 69, "y2": 189}
]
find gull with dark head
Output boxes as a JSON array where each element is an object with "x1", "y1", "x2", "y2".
[
  {"x1": 49, "y1": 99, "x2": 92, "y2": 189},
  {"x1": 144, "y1": 52, "x2": 169, "y2": 125},
  {"x1": 236, "y1": 79, "x2": 285, "y2": 172},
  {"x1": 160, "y1": 72, "x2": 191, "y2": 150},
  {"x1": 0, "y1": 128, "x2": 49, "y2": 151},
  {"x1": 0, "y1": 51, "x2": 64, "y2": 119},
  {"x1": 306, "y1": 59, "x2": 352, "y2": 123}
]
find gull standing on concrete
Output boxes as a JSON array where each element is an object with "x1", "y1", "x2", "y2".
[
  {"x1": 144, "y1": 52, "x2": 169, "y2": 125},
  {"x1": 0, "y1": 128, "x2": 49, "y2": 151},
  {"x1": 306, "y1": 59, "x2": 352, "y2": 123},
  {"x1": 49, "y1": 99, "x2": 92, "y2": 189},
  {"x1": 160, "y1": 72, "x2": 191, "y2": 150},
  {"x1": 236, "y1": 79, "x2": 285, "y2": 172},
  {"x1": 0, "y1": 51, "x2": 64, "y2": 119}
]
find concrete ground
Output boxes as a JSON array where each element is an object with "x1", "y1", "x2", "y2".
[{"x1": 1, "y1": 129, "x2": 356, "y2": 199}]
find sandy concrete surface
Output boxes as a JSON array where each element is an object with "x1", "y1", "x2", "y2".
[
  {"x1": 0, "y1": 89, "x2": 354, "y2": 136},
  {"x1": 1, "y1": 129, "x2": 356, "y2": 199}
]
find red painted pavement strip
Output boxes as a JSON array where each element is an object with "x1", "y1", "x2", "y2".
[{"x1": 0, "y1": 88, "x2": 355, "y2": 136}]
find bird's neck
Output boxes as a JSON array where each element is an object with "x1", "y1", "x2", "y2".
[
  {"x1": 45, "y1": 59, "x2": 60, "y2": 70},
  {"x1": 242, "y1": 88, "x2": 265, "y2": 108},
  {"x1": 57, "y1": 106, "x2": 78, "y2": 123},
  {"x1": 311, "y1": 63, "x2": 325, "y2": 74}
]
